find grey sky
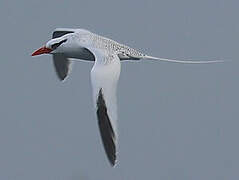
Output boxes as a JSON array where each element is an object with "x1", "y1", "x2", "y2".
[{"x1": 0, "y1": 0, "x2": 238, "y2": 179}]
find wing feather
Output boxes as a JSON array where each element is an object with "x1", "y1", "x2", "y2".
[
  {"x1": 97, "y1": 88, "x2": 116, "y2": 165},
  {"x1": 52, "y1": 54, "x2": 72, "y2": 81},
  {"x1": 90, "y1": 49, "x2": 121, "y2": 166},
  {"x1": 52, "y1": 28, "x2": 75, "y2": 39}
]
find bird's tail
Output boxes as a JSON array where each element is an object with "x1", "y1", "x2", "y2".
[{"x1": 144, "y1": 55, "x2": 225, "y2": 64}]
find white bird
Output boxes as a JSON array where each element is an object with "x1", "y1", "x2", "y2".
[{"x1": 32, "y1": 28, "x2": 223, "y2": 166}]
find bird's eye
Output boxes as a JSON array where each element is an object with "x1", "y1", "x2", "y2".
[{"x1": 51, "y1": 39, "x2": 67, "y2": 49}]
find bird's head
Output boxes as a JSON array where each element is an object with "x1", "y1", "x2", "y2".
[
  {"x1": 32, "y1": 29, "x2": 93, "y2": 57},
  {"x1": 31, "y1": 35, "x2": 75, "y2": 56}
]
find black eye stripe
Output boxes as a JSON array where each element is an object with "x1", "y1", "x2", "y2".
[{"x1": 51, "y1": 39, "x2": 67, "y2": 49}]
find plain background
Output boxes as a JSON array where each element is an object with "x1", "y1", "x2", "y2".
[{"x1": 0, "y1": 0, "x2": 238, "y2": 179}]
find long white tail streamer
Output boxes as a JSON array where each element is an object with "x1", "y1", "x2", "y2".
[{"x1": 145, "y1": 55, "x2": 225, "y2": 64}]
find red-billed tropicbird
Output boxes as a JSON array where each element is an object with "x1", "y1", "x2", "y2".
[{"x1": 32, "y1": 28, "x2": 223, "y2": 166}]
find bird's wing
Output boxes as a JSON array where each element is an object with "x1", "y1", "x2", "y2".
[
  {"x1": 52, "y1": 54, "x2": 72, "y2": 81},
  {"x1": 52, "y1": 28, "x2": 76, "y2": 39},
  {"x1": 90, "y1": 48, "x2": 121, "y2": 166},
  {"x1": 51, "y1": 28, "x2": 75, "y2": 81}
]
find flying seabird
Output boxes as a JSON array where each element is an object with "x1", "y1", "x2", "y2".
[{"x1": 32, "y1": 28, "x2": 223, "y2": 166}]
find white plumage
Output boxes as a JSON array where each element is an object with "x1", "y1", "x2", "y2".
[{"x1": 32, "y1": 28, "x2": 224, "y2": 166}]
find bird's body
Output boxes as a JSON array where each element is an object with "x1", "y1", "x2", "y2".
[
  {"x1": 82, "y1": 30, "x2": 145, "y2": 59},
  {"x1": 51, "y1": 28, "x2": 146, "y2": 61},
  {"x1": 32, "y1": 28, "x2": 223, "y2": 166}
]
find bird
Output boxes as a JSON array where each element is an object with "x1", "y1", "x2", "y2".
[{"x1": 32, "y1": 28, "x2": 223, "y2": 166}]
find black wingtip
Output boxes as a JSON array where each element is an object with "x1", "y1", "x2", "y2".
[
  {"x1": 108, "y1": 149, "x2": 117, "y2": 167},
  {"x1": 57, "y1": 74, "x2": 67, "y2": 81},
  {"x1": 52, "y1": 31, "x2": 74, "y2": 39},
  {"x1": 110, "y1": 158, "x2": 117, "y2": 167},
  {"x1": 97, "y1": 89, "x2": 117, "y2": 167}
]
